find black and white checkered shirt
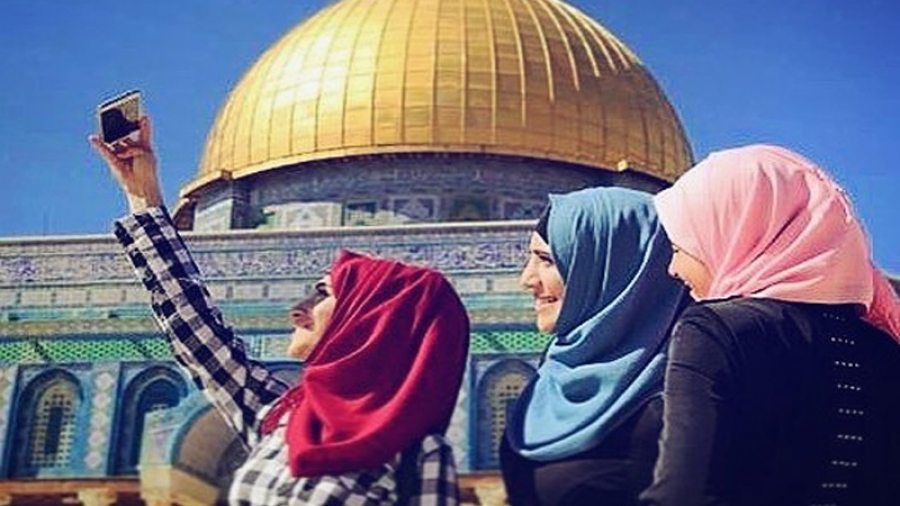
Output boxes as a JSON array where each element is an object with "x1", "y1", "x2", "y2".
[{"x1": 115, "y1": 207, "x2": 460, "y2": 506}]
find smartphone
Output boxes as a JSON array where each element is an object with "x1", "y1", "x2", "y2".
[{"x1": 97, "y1": 90, "x2": 142, "y2": 144}]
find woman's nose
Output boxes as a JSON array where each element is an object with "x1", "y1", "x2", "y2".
[
  {"x1": 520, "y1": 261, "x2": 537, "y2": 289},
  {"x1": 667, "y1": 259, "x2": 679, "y2": 280}
]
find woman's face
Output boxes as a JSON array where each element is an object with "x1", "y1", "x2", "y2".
[
  {"x1": 668, "y1": 245, "x2": 712, "y2": 300},
  {"x1": 520, "y1": 232, "x2": 565, "y2": 333},
  {"x1": 286, "y1": 275, "x2": 336, "y2": 359}
]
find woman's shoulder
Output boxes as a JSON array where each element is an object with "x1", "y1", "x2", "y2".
[
  {"x1": 673, "y1": 297, "x2": 823, "y2": 353},
  {"x1": 679, "y1": 297, "x2": 804, "y2": 330},
  {"x1": 678, "y1": 298, "x2": 897, "y2": 355}
]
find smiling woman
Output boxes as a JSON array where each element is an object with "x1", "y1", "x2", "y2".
[
  {"x1": 666, "y1": 245, "x2": 712, "y2": 300},
  {"x1": 502, "y1": 187, "x2": 687, "y2": 506},
  {"x1": 643, "y1": 144, "x2": 900, "y2": 505},
  {"x1": 520, "y1": 231, "x2": 565, "y2": 334}
]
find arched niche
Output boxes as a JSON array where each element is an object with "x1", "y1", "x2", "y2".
[
  {"x1": 11, "y1": 368, "x2": 85, "y2": 477},
  {"x1": 113, "y1": 366, "x2": 188, "y2": 475},
  {"x1": 474, "y1": 359, "x2": 536, "y2": 469}
]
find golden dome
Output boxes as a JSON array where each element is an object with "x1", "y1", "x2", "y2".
[{"x1": 184, "y1": 0, "x2": 692, "y2": 198}]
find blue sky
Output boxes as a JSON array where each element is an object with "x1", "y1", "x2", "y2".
[{"x1": 0, "y1": 1, "x2": 897, "y2": 273}]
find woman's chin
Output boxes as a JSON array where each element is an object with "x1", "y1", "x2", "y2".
[{"x1": 536, "y1": 318, "x2": 557, "y2": 334}]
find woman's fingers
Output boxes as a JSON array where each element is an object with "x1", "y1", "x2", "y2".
[
  {"x1": 117, "y1": 144, "x2": 152, "y2": 161},
  {"x1": 140, "y1": 116, "x2": 153, "y2": 145},
  {"x1": 89, "y1": 134, "x2": 127, "y2": 173},
  {"x1": 90, "y1": 114, "x2": 163, "y2": 212},
  {"x1": 89, "y1": 134, "x2": 114, "y2": 160}
]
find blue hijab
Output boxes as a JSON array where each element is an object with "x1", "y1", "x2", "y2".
[{"x1": 506, "y1": 187, "x2": 686, "y2": 461}]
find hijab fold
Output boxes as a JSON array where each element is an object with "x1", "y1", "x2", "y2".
[
  {"x1": 654, "y1": 144, "x2": 900, "y2": 341},
  {"x1": 262, "y1": 250, "x2": 469, "y2": 477},
  {"x1": 506, "y1": 187, "x2": 686, "y2": 461}
]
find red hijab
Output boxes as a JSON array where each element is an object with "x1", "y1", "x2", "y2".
[{"x1": 262, "y1": 250, "x2": 470, "y2": 477}]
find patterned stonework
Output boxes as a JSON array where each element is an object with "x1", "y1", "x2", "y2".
[
  {"x1": 0, "y1": 223, "x2": 531, "y2": 287},
  {"x1": 85, "y1": 367, "x2": 118, "y2": 471},
  {"x1": 447, "y1": 364, "x2": 471, "y2": 471},
  {"x1": 0, "y1": 220, "x2": 551, "y2": 481},
  {"x1": 0, "y1": 366, "x2": 15, "y2": 467}
]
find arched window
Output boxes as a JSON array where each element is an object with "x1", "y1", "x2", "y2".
[
  {"x1": 11, "y1": 370, "x2": 84, "y2": 477},
  {"x1": 475, "y1": 360, "x2": 536, "y2": 469},
  {"x1": 114, "y1": 367, "x2": 187, "y2": 475}
]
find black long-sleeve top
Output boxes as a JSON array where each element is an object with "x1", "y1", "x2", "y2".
[{"x1": 640, "y1": 298, "x2": 900, "y2": 506}]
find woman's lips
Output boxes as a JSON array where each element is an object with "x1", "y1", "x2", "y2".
[{"x1": 534, "y1": 296, "x2": 559, "y2": 311}]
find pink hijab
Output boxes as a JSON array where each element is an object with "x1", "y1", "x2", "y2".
[{"x1": 654, "y1": 144, "x2": 900, "y2": 341}]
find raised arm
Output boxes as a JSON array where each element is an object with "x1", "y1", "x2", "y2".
[
  {"x1": 89, "y1": 116, "x2": 163, "y2": 214},
  {"x1": 92, "y1": 117, "x2": 289, "y2": 445}
]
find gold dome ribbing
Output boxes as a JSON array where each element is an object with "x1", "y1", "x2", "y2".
[{"x1": 185, "y1": 0, "x2": 692, "y2": 197}]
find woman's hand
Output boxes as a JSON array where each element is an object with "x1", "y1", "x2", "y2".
[{"x1": 89, "y1": 116, "x2": 164, "y2": 213}]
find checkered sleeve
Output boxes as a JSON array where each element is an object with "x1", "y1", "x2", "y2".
[
  {"x1": 114, "y1": 206, "x2": 289, "y2": 446},
  {"x1": 410, "y1": 435, "x2": 460, "y2": 506}
]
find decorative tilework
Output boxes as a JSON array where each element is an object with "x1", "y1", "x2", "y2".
[
  {"x1": 450, "y1": 277, "x2": 488, "y2": 294},
  {"x1": 141, "y1": 418, "x2": 172, "y2": 465},
  {"x1": 140, "y1": 393, "x2": 210, "y2": 467},
  {"x1": 344, "y1": 201, "x2": 379, "y2": 226},
  {"x1": 14, "y1": 370, "x2": 85, "y2": 475},
  {"x1": 94, "y1": 370, "x2": 115, "y2": 391},
  {"x1": 471, "y1": 330, "x2": 550, "y2": 354},
  {"x1": 391, "y1": 196, "x2": 438, "y2": 222},
  {"x1": 232, "y1": 284, "x2": 265, "y2": 301},
  {"x1": 501, "y1": 198, "x2": 546, "y2": 220},
  {"x1": 194, "y1": 200, "x2": 234, "y2": 232},
  {"x1": 0, "y1": 365, "x2": 15, "y2": 472},
  {"x1": 84, "y1": 451, "x2": 103, "y2": 470},
  {"x1": 90, "y1": 287, "x2": 125, "y2": 305},
  {"x1": 115, "y1": 367, "x2": 188, "y2": 475},
  {"x1": 262, "y1": 202, "x2": 343, "y2": 229},
  {"x1": 0, "y1": 340, "x2": 45, "y2": 363},
  {"x1": 0, "y1": 288, "x2": 16, "y2": 306},
  {"x1": 19, "y1": 290, "x2": 52, "y2": 307},
  {"x1": 123, "y1": 285, "x2": 151, "y2": 304},
  {"x1": 449, "y1": 196, "x2": 490, "y2": 222},
  {"x1": 31, "y1": 383, "x2": 79, "y2": 468},
  {"x1": 491, "y1": 275, "x2": 527, "y2": 293},
  {"x1": 219, "y1": 155, "x2": 619, "y2": 230},
  {"x1": 447, "y1": 364, "x2": 471, "y2": 471},
  {"x1": 0, "y1": 328, "x2": 543, "y2": 366},
  {"x1": 473, "y1": 358, "x2": 539, "y2": 470},
  {"x1": 85, "y1": 368, "x2": 117, "y2": 471},
  {"x1": 265, "y1": 281, "x2": 307, "y2": 302},
  {"x1": 0, "y1": 205, "x2": 559, "y2": 481},
  {"x1": 0, "y1": 223, "x2": 532, "y2": 289},
  {"x1": 54, "y1": 288, "x2": 89, "y2": 306},
  {"x1": 198, "y1": 184, "x2": 238, "y2": 211}
]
